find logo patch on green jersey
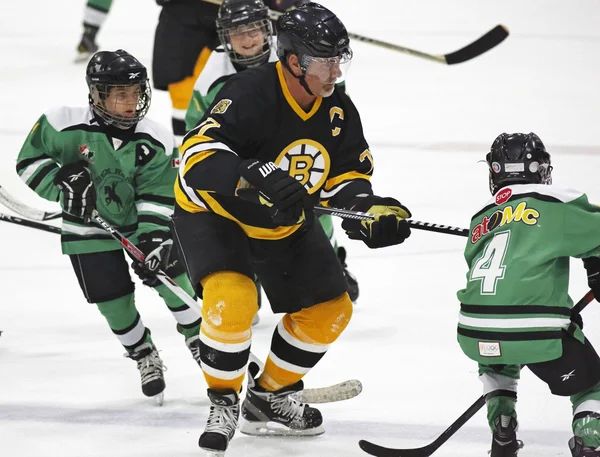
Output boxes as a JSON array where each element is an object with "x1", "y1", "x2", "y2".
[
  {"x1": 78, "y1": 144, "x2": 95, "y2": 163},
  {"x1": 471, "y1": 201, "x2": 540, "y2": 243},
  {"x1": 478, "y1": 341, "x2": 501, "y2": 357},
  {"x1": 97, "y1": 168, "x2": 134, "y2": 217}
]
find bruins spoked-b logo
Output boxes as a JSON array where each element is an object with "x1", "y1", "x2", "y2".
[{"x1": 275, "y1": 139, "x2": 331, "y2": 194}]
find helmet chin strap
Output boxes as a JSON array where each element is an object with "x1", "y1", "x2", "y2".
[{"x1": 282, "y1": 58, "x2": 314, "y2": 96}]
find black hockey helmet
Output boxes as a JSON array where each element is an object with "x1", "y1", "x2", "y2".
[
  {"x1": 276, "y1": 2, "x2": 351, "y2": 66},
  {"x1": 216, "y1": 0, "x2": 273, "y2": 67},
  {"x1": 486, "y1": 132, "x2": 552, "y2": 195},
  {"x1": 85, "y1": 49, "x2": 151, "y2": 129}
]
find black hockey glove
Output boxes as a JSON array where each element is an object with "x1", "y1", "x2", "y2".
[
  {"x1": 342, "y1": 195, "x2": 412, "y2": 249},
  {"x1": 132, "y1": 230, "x2": 173, "y2": 287},
  {"x1": 583, "y1": 257, "x2": 600, "y2": 302},
  {"x1": 237, "y1": 159, "x2": 310, "y2": 226},
  {"x1": 53, "y1": 160, "x2": 96, "y2": 222}
]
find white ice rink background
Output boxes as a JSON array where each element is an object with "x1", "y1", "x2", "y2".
[{"x1": 1, "y1": 1, "x2": 600, "y2": 456}]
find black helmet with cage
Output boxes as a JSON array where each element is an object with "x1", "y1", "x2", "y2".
[
  {"x1": 276, "y1": 2, "x2": 352, "y2": 94},
  {"x1": 486, "y1": 132, "x2": 553, "y2": 195},
  {"x1": 216, "y1": 0, "x2": 273, "y2": 68},
  {"x1": 85, "y1": 49, "x2": 151, "y2": 129}
]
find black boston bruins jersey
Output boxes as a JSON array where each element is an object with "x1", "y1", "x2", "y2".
[{"x1": 176, "y1": 61, "x2": 374, "y2": 239}]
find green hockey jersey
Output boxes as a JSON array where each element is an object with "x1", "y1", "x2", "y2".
[
  {"x1": 16, "y1": 106, "x2": 178, "y2": 255},
  {"x1": 457, "y1": 184, "x2": 600, "y2": 365},
  {"x1": 185, "y1": 45, "x2": 279, "y2": 131}
]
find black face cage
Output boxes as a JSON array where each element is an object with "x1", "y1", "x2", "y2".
[
  {"x1": 218, "y1": 18, "x2": 273, "y2": 67},
  {"x1": 88, "y1": 80, "x2": 151, "y2": 129}
]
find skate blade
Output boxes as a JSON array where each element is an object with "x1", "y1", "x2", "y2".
[
  {"x1": 240, "y1": 420, "x2": 325, "y2": 437},
  {"x1": 74, "y1": 52, "x2": 93, "y2": 64},
  {"x1": 199, "y1": 449, "x2": 225, "y2": 457},
  {"x1": 153, "y1": 392, "x2": 164, "y2": 406}
]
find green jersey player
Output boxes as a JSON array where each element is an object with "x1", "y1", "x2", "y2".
[
  {"x1": 457, "y1": 132, "x2": 600, "y2": 457},
  {"x1": 75, "y1": 0, "x2": 112, "y2": 62},
  {"x1": 16, "y1": 49, "x2": 202, "y2": 404},
  {"x1": 185, "y1": 0, "x2": 359, "y2": 302}
]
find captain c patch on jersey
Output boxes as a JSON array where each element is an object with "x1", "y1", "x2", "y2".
[{"x1": 275, "y1": 139, "x2": 331, "y2": 194}]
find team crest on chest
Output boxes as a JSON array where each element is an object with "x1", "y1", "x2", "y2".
[
  {"x1": 211, "y1": 99, "x2": 232, "y2": 115},
  {"x1": 275, "y1": 139, "x2": 331, "y2": 194}
]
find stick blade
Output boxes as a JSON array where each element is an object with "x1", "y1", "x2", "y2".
[
  {"x1": 359, "y1": 439, "x2": 434, "y2": 457},
  {"x1": 444, "y1": 24, "x2": 509, "y2": 65}
]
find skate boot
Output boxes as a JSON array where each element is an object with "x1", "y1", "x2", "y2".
[
  {"x1": 127, "y1": 342, "x2": 166, "y2": 405},
  {"x1": 198, "y1": 389, "x2": 240, "y2": 456},
  {"x1": 569, "y1": 436, "x2": 600, "y2": 456},
  {"x1": 491, "y1": 415, "x2": 523, "y2": 457},
  {"x1": 337, "y1": 247, "x2": 359, "y2": 302},
  {"x1": 75, "y1": 26, "x2": 99, "y2": 63},
  {"x1": 240, "y1": 362, "x2": 324, "y2": 436},
  {"x1": 186, "y1": 335, "x2": 202, "y2": 368}
]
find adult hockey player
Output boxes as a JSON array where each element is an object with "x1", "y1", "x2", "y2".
[
  {"x1": 172, "y1": 3, "x2": 411, "y2": 454},
  {"x1": 457, "y1": 132, "x2": 600, "y2": 457},
  {"x1": 185, "y1": 0, "x2": 360, "y2": 302},
  {"x1": 16, "y1": 50, "x2": 202, "y2": 404},
  {"x1": 75, "y1": 0, "x2": 112, "y2": 62},
  {"x1": 152, "y1": 0, "x2": 307, "y2": 141}
]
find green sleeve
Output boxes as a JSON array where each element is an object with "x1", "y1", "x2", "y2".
[
  {"x1": 185, "y1": 83, "x2": 227, "y2": 131},
  {"x1": 15, "y1": 115, "x2": 61, "y2": 202},
  {"x1": 134, "y1": 145, "x2": 178, "y2": 236},
  {"x1": 561, "y1": 194, "x2": 600, "y2": 258}
]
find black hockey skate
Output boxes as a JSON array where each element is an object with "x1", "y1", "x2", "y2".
[
  {"x1": 240, "y1": 362, "x2": 324, "y2": 436},
  {"x1": 198, "y1": 389, "x2": 240, "y2": 456},
  {"x1": 337, "y1": 247, "x2": 359, "y2": 302},
  {"x1": 569, "y1": 436, "x2": 600, "y2": 456},
  {"x1": 186, "y1": 335, "x2": 202, "y2": 368},
  {"x1": 127, "y1": 342, "x2": 166, "y2": 405},
  {"x1": 75, "y1": 26, "x2": 99, "y2": 63},
  {"x1": 490, "y1": 415, "x2": 524, "y2": 457}
]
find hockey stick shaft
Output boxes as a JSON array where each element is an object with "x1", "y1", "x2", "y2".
[
  {"x1": 313, "y1": 206, "x2": 469, "y2": 238},
  {"x1": 0, "y1": 212, "x2": 61, "y2": 234},
  {"x1": 200, "y1": 0, "x2": 507, "y2": 64},
  {"x1": 358, "y1": 290, "x2": 595, "y2": 457},
  {"x1": 0, "y1": 186, "x2": 61, "y2": 221}
]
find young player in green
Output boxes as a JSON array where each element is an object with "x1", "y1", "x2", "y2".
[
  {"x1": 16, "y1": 49, "x2": 202, "y2": 404},
  {"x1": 457, "y1": 132, "x2": 600, "y2": 457},
  {"x1": 185, "y1": 0, "x2": 359, "y2": 302},
  {"x1": 75, "y1": 0, "x2": 112, "y2": 62}
]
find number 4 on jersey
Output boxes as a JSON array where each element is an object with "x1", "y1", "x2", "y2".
[{"x1": 470, "y1": 230, "x2": 511, "y2": 295}]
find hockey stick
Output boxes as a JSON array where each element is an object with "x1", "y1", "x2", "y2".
[
  {"x1": 200, "y1": 0, "x2": 508, "y2": 64},
  {"x1": 358, "y1": 290, "x2": 596, "y2": 457},
  {"x1": 0, "y1": 185, "x2": 61, "y2": 221},
  {"x1": 0, "y1": 193, "x2": 361, "y2": 403},
  {"x1": 4, "y1": 180, "x2": 468, "y2": 238}
]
